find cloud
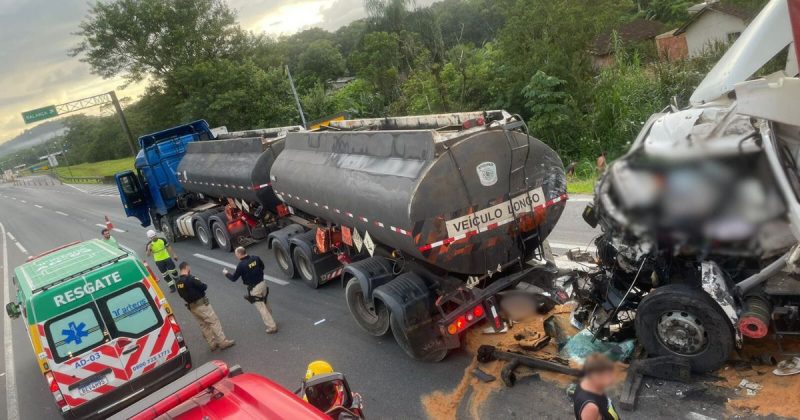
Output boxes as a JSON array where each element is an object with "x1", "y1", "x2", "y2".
[{"x1": 0, "y1": 0, "x2": 437, "y2": 145}]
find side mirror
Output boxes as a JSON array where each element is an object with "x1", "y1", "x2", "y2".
[
  {"x1": 6, "y1": 302, "x2": 21, "y2": 319},
  {"x1": 301, "y1": 372, "x2": 353, "y2": 415}
]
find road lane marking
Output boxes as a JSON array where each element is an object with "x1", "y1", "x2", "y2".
[
  {"x1": 14, "y1": 242, "x2": 27, "y2": 255},
  {"x1": 1, "y1": 222, "x2": 20, "y2": 420},
  {"x1": 33, "y1": 204, "x2": 43, "y2": 209},
  {"x1": 55, "y1": 211, "x2": 69, "y2": 216},
  {"x1": 63, "y1": 183, "x2": 88, "y2": 193},
  {"x1": 6, "y1": 233, "x2": 14, "y2": 241},
  {"x1": 192, "y1": 253, "x2": 289, "y2": 285},
  {"x1": 19, "y1": 200, "x2": 26, "y2": 204},
  {"x1": 96, "y1": 223, "x2": 126, "y2": 233}
]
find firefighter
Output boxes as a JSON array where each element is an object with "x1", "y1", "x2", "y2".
[
  {"x1": 145, "y1": 229, "x2": 179, "y2": 293},
  {"x1": 223, "y1": 246, "x2": 278, "y2": 333},
  {"x1": 177, "y1": 262, "x2": 235, "y2": 351}
]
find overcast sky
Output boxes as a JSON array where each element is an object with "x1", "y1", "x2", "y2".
[{"x1": 0, "y1": 0, "x2": 429, "y2": 145}]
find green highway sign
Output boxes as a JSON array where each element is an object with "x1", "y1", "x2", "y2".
[{"x1": 21, "y1": 105, "x2": 58, "y2": 124}]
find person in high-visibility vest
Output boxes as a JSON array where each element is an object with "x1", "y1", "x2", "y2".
[{"x1": 145, "y1": 229, "x2": 179, "y2": 292}]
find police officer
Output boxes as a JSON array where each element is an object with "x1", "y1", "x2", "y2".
[
  {"x1": 177, "y1": 262, "x2": 235, "y2": 351},
  {"x1": 145, "y1": 229, "x2": 178, "y2": 293},
  {"x1": 224, "y1": 247, "x2": 278, "y2": 333}
]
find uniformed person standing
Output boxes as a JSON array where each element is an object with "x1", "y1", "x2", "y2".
[
  {"x1": 177, "y1": 262, "x2": 235, "y2": 351},
  {"x1": 224, "y1": 247, "x2": 278, "y2": 333},
  {"x1": 145, "y1": 229, "x2": 179, "y2": 293}
]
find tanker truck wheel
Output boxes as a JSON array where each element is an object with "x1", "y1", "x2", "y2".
[
  {"x1": 345, "y1": 278, "x2": 390, "y2": 336},
  {"x1": 390, "y1": 313, "x2": 447, "y2": 362},
  {"x1": 272, "y1": 241, "x2": 296, "y2": 278},
  {"x1": 635, "y1": 284, "x2": 733, "y2": 373},
  {"x1": 293, "y1": 247, "x2": 320, "y2": 289},
  {"x1": 212, "y1": 222, "x2": 233, "y2": 252},
  {"x1": 195, "y1": 222, "x2": 215, "y2": 249},
  {"x1": 160, "y1": 218, "x2": 176, "y2": 244}
]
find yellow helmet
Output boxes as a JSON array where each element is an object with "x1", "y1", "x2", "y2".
[{"x1": 305, "y1": 360, "x2": 334, "y2": 380}]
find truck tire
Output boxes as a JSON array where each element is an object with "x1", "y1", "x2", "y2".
[
  {"x1": 635, "y1": 284, "x2": 733, "y2": 373},
  {"x1": 160, "y1": 218, "x2": 176, "y2": 243},
  {"x1": 195, "y1": 222, "x2": 215, "y2": 250},
  {"x1": 346, "y1": 277, "x2": 390, "y2": 336},
  {"x1": 390, "y1": 313, "x2": 447, "y2": 362},
  {"x1": 272, "y1": 240, "x2": 296, "y2": 278},
  {"x1": 212, "y1": 221, "x2": 232, "y2": 252},
  {"x1": 293, "y1": 246, "x2": 320, "y2": 289}
]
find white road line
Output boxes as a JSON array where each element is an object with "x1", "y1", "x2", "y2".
[
  {"x1": 19, "y1": 200, "x2": 26, "y2": 204},
  {"x1": 10, "y1": 197, "x2": 15, "y2": 200},
  {"x1": 13, "y1": 242, "x2": 27, "y2": 255},
  {"x1": 1, "y1": 222, "x2": 20, "y2": 420},
  {"x1": 6, "y1": 233, "x2": 14, "y2": 241},
  {"x1": 33, "y1": 205, "x2": 43, "y2": 209},
  {"x1": 112, "y1": 228, "x2": 125, "y2": 233},
  {"x1": 548, "y1": 241, "x2": 597, "y2": 252},
  {"x1": 95, "y1": 224, "x2": 106, "y2": 228},
  {"x1": 192, "y1": 253, "x2": 289, "y2": 286},
  {"x1": 63, "y1": 183, "x2": 88, "y2": 193},
  {"x1": 55, "y1": 211, "x2": 69, "y2": 216}
]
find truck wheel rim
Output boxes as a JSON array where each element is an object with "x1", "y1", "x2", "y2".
[
  {"x1": 198, "y1": 226, "x2": 208, "y2": 243},
  {"x1": 353, "y1": 290, "x2": 380, "y2": 322},
  {"x1": 276, "y1": 247, "x2": 289, "y2": 270},
  {"x1": 656, "y1": 311, "x2": 707, "y2": 355},
  {"x1": 214, "y1": 226, "x2": 227, "y2": 247},
  {"x1": 298, "y1": 254, "x2": 313, "y2": 280}
]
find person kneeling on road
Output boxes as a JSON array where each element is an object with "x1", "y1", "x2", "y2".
[
  {"x1": 224, "y1": 246, "x2": 278, "y2": 334},
  {"x1": 178, "y1": 262, "x2": 235, "y2": 351},
  {"x1": 145, "y1": 229, "x2": 178, "y2": 293}
]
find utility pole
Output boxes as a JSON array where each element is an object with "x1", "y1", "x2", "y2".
[
  {"x1": 285, "y1": 65, "x2": 307, "y2": 129},
  {"x1": 110, "y1": 91, "x2": 137, "y2": 156}
]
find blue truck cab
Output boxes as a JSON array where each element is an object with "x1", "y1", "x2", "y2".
[{"x1": 115, "y1": 120, "x2": 213, "y2": 229}]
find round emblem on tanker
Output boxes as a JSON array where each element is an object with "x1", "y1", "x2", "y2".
[{"x1": 476, "y1": 162, "x2": 498, "y2": 186}]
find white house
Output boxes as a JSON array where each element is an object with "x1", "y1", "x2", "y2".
[{"x1": 674, "y1": 1, "x2": 751, "y2": 58}]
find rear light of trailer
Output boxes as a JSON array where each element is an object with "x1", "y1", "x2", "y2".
[
  {"x1": 45, "y1": 371, "x2": 68, "y2": 411},
  {"x1": 446, "y1": 305, "x2": 486, "y2": 335}
]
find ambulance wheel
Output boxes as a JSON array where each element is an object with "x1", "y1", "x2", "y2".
[
  {"x1": 293, "y1": 246, "x2": 320, "y2": 289},
  {"x1": 635, "y1": 284, "x2": 733, "y2": 373},
  {"x1": 272, "y1": 240, "x2": 296, "y2": 278},
  {"x1": 346, "y1": 277, "x2": 390, "y2": 336},
  {"x1": 195, "y1": 222, "x2": 215, "y2": 249},
  {"x1": 390, "y1": 313, "x2": 447, "y2": 362},
  {"x1": 212, "y1": 222, "x2": 232, "y2": 252}
]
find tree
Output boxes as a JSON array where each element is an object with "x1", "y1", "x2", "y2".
[
  {"x1": 297, "y1": 40, "x2": 347, "y2": 83},
  {"x1": 70, "y1": 0, "x2": 251, "y2": 85},
  {"x1": 351, "y1": 32, "x2": 403, "y2": 107}
]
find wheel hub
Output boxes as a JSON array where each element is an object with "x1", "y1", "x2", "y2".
[{"x1": 656, "y1": 311, "x2": 707, "y2": 355}]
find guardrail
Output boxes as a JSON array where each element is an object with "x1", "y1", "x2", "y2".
[
  {"x1": 13, "y1": 176, "x2": 60, "y2": 187},
  {"x1": 57, "y1": 175, "x2": 107, "y2": 184}
]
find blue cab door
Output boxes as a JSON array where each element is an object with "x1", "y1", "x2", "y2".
[{"x1": 115, "y1": 171, "x2": 151, "y2": 227}]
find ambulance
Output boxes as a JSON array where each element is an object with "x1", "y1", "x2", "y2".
[{"x1": 5, "y1": 239, "x2": 192, "y2": 419}]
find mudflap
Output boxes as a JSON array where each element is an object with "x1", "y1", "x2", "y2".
[
  {"x1": 374, "y1": 272, "x2": 457, "y2": 356},
  {"x1": 342, "y1": 257, "x2": 394, "y2": 298},
  {"x1": 700, "y1": 261, "x2": 742, "y2": 348}
]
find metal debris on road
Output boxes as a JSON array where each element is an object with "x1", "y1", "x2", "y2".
[{"x1": 314, "y1": 319, "x2": 326, "y2": 326}]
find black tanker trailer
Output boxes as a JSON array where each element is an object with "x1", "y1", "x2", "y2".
[{"x1": 267, "y1": 110, "x2": 568, "y2": 361}]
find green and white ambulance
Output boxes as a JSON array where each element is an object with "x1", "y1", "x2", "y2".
[{"x1": 5, "y1": 239, "x2": 192, "y2": 419}]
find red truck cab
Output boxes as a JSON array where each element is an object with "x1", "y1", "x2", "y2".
[{"x1": 113, "y1": 361, "x2": 363, "y2": 420}]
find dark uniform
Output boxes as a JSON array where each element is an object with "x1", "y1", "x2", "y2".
[
  {"x1": 177, "y1": 274, "x2": 232, "y2": 350},
  {"x1": 225, "y1": 254, "x2": 277, "y2": 332}
]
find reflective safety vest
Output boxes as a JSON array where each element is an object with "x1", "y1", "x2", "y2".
[{"x1": 150, "y1": 238, "x2": 170, "y2": 261}]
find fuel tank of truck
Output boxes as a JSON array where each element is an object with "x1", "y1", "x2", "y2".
[
  {"x1": 176, "y1": 136, "x2": 284, "y2": 214},
  {"x1": 271, "y1": 121, "x2": 567, "y2": 275}
]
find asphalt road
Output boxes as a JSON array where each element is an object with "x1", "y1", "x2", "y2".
[{"x1": 0, "y1": 181, "x2": 730, "y2": 420}]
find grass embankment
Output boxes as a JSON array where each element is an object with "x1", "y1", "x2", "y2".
[
  {"x1": 567, "y1": 177, "x2": 596, "y2": 195},
  {"x1": 55, "y1": 157, "x2": 134, "y2": 178}
]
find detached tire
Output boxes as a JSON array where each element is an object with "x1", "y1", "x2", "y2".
[
  {"x1": 195, "y1": 222, "x2": 215, "y2": 250},
  {"x1": 272, "y1": 240, "x2": 296, "y2": 278},
  {"x1": 293, "y1": 246, "x2": 320, "y2": 289},
  {"x1": 635, "y1": 284, "x2": 733, "y2": 373},
  {"x1": 212, "y1": 222, "x2": 232, "y2": 252},
  {"x1": 390, "y1": 313, "x2": 447, "y2": 363},
  {"x1": 346, "y1": 277, "x2": 390, "y2": 336}
]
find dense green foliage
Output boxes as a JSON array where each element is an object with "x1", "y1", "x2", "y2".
[{"x1": 9, "y1": 0, "x2": 770, "y2": 169}]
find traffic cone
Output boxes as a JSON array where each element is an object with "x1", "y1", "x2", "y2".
[{"x1": 105, "y1": 215, "x2": 114, "y2": 231}]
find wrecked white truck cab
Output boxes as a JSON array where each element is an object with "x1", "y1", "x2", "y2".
[{"x1": 578, "y1": 0, "x2": 800, "y2": 373}]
